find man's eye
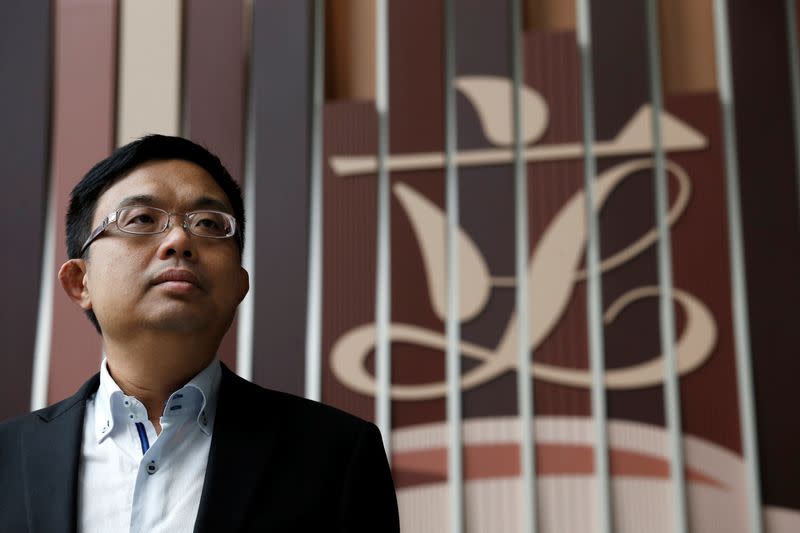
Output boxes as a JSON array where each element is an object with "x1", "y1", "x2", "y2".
[
  {"x1": 120, "y1": 208, "x2": 161, "y2": 230},
  {"x1": 195, "y1": 217, "x2": 220, "y2": 229},
  {"x1": 122, "y1": 214, "x2": 157, "y2": 227},
  {"x1": 130, "y1": 214, "x2": 155, "y2": 224}
]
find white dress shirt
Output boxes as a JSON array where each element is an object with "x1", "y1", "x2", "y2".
[{"x1": 78, "y1": 358, "x2": 220, "y2": 533}]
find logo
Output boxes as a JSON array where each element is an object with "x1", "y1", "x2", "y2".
[{"x1": 328, "y1": 76, "x2": 717, "y2": 400}]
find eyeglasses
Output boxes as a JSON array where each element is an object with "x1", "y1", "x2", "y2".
[{"x1": 80, "y1": 205, "x2": 238, "y2": 256}]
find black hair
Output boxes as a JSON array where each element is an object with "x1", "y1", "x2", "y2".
[{"x1": 65, "y1": 134, "x2": 245, "y2": 333}]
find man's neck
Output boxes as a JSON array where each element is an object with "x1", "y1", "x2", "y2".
[{"x1": 102, "y1": 333, "x2": 219, "y2": 433}]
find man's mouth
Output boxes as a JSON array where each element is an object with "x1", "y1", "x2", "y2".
[{"x1": 151, "y1": 269, "x2": 203, "y2": 292}]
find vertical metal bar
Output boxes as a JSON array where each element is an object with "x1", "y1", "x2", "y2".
[
  {"x1": 712, "y1": 1, "x2": 764, "y2": 532},
  {"x1": 237, "y1": 0, "x2": 257, "y2": 382},
  {"x1": 443, "y1": 0, "x2": 463, "y2": 531},
  {"x1": 509, "y1": 1, "x2": 536, "y2": 532},
  {"x1": 374, "y1": 0, "x2": 392, "y2": 458},
  {"x1": 644, "y1": 1, "x2": 688, "y2": 532},
  {"x1": 785, "y1": 0, "x2": 800, "y2": 226},
  {"x1": 575, "y1": 0, "x2": 612, "y2": 532},
  {"x1": 305, "y1": 0, "x2": 325, "y2": 402},
  {"x1": 31, "y1": 171, "x2": 55, "y2": 411}
]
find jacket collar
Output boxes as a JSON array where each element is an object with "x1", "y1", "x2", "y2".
[
  {"x1": 34, "y1": 372, "x2": 99, "y2": 423},
  {"x1": 22, "y1": 373, "x2": 99, "y2": 533}
]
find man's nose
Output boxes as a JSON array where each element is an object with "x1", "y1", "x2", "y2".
[{"x1": 156, "y1": 217, "x2": 197, "y2": 260}]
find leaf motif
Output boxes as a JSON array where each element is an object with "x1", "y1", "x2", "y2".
[
  {"x1": 456, "y1": 75, "x2": 549, "y2": 146},
  {"x1": 393, "y1": 182, "x2": 491, "y2": 322},
  {"x1": 611, "y1": 104, "x2": 709, "y2": 152}
]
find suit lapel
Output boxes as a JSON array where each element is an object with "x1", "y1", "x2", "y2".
[
  {"x1": 21, "y1": 374, "x2": 98, "y2": 533},
  {"x1": 194, "y1": 365, "x2": 280, "y2": 533}
]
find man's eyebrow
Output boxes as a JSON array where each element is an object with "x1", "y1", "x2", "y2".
[
  {"x1": 114, "y1": 195, "x2": 231, "y2": 213},
  {"x1": 191, "y1": 196, "x2": 231, "y2": 213},
  {"x1": 116, "y1": 195, "x2": 158, "y2": 209}
]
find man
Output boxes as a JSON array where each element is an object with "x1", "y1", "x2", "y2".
[{"x1": 0, "y1": 135, "x2": 400, "y2": 532}]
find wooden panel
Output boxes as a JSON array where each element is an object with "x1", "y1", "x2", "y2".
[
  {"x1": 0, "y1": 0, "x2": 52, "y2": 420},
  {"x1": 326, "y1": 0, "x2": 375, "y2": 100},
  {"x1": 659, "y1": 0, "x2": 716, "y2": 92},
  {"x1": 183, "y1": 0, "x2": 245, "y2": 371},
  {"x1": 47, "y1": 0, "x2": 116, "y2": 404},
  {"x1": 251, "y1": 0, "x2": 313, "y2": 396},
  {"x1": 117, "y1": 0, "x2": 182, "y2": 145},
  {"x1": 524, "y1": 0, "x2": 575, "y2": 30}
]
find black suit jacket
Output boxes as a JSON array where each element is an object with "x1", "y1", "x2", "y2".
[{"x1": 0, "y1": 364, "x2": 400, "y2": 532}]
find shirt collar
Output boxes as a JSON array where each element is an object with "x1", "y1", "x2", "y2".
[{"x1": 94, "y1": 357, "x2": 221, "y2": 443}]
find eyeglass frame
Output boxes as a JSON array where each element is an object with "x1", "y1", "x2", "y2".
[{"x1": 79, "y1": 205, "x2": 239, "y2": 256}]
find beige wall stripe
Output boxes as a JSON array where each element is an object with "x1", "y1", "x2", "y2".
[{"x1": 117, "y1": 0, "x2": 182, "y2": 145}]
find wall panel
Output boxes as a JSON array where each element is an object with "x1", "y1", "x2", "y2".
[
  {"x1": 0, "y1": 0, "x2": 52, "y2": 420},
  {"x1": 251, "y1": 0, "x2": 313, "y2": 396},
  {"x1": 183, "y1": 0, "x2": 245, "y2": 371},
  {"x1": 183, "y1": 0, "x2": 245, "y2": 183},
  {"x1": 728, "y1": 0, "x2": 800, "y2": 512},
  {"x1": 454, "y1": 0, "x2": 519, "y2": 453},
  {"x1": 46, "y1": 0, "x2": 117, "y2": 405},
  {"x1": 117, "y1": 0, "x2": 182, "y2": 145}
]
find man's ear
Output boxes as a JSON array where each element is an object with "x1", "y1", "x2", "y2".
[
  {"x1": 58, "y1": 259, "x2": 92, "y2": 310},
  {"x1": 237, "y1": 267, "x2": 250, "y2": 303}
]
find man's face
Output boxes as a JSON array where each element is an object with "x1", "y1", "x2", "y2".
[{"x1": 81, "y1": 159, "x2": 248, "y2": 338}]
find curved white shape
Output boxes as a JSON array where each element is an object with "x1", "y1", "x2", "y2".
[
  {"x1": 455, "y1": 75, "x2": 549, "y2": 146},
  {"x1": 494, "y1": 158, "x2": 691, "y2": 360},
  {"x1": 393, "y1": 182, "x2": 492, "y2": 322},
  {"x1": 329, "y1": 285, "x2": 715, "y2": 399}
]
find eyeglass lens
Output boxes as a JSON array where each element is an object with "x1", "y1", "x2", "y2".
[{"x1": 117, "y1": 206, "x2": 233, "y2": 238}]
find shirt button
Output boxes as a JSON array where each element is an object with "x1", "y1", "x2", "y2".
[
  {"x1": 146, "y1": 461, "x2": 158, "y2": 475},
  {"x1": 123, "y1": 400, "x2": 130, "y2": 406}
]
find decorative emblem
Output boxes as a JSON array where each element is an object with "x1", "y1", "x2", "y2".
[{"x1": 328, "y1": 76, "x2": 717, "y2": 400}]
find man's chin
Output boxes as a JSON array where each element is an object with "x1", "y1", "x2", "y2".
[
  {"x1": 142, "y1": 307, "x2": 214, "y2": 333},
  {"x1": 153, "y1": 318, "x2": 212, "y2": 333}
]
